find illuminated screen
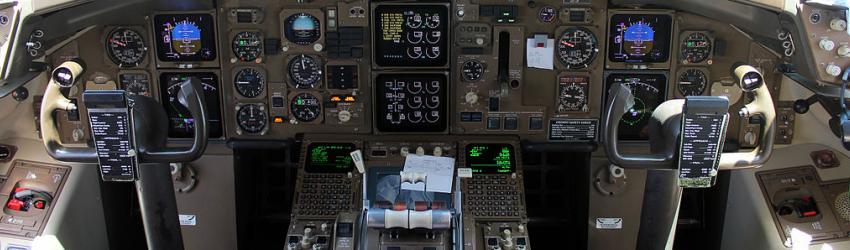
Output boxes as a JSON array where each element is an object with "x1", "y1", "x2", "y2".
[
  {"x1": 608, "y1": 14, "x2": 672, "y2": 63},
  {"x1": 465, "y1": 144, "x2": 516, "y2": 174},
  {"x1": 305, "y1": 143, "x2": 356, "y2": 173},
  {"x1": 375, "y1": 73, "x2": 447, "y2": 132},
  {"x1": 373, "y1": 5, "x2": 448, "y2": 67},
  {"x1": 605, "y1": 73, "x2": 667, "y2": 140},
  {"x1": 159, "y1": 72, "x2": 223, "y2": 138},
  {"x1": 154, "y1": 14, "x2": 217, "y2": 62}
]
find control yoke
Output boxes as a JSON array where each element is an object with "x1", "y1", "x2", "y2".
[
  {"x1": 39, "y1": 59, "x2": 209, "y2": 164},
  {"x1": 602, "y1": 64, "x2": 776, "y2": 170}
]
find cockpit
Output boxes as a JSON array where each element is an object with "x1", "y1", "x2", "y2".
[{"x1": 0, "y1": 0, "x2": 845, "y2": 249}]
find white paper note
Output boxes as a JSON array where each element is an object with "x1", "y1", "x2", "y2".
[
  {"x1": 401, "y1": 155, "x2": 455, "y2": 193},
  {"x1": 526, "y1": 38, "x2": 555, "y2": 70}
]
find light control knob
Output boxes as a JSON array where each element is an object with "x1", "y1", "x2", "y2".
[
  {"x1": 338, "y1": 110, "x2": 352, "y2": 123},
  {"x1": 744, "y1": 131, "x2": 757, "y2": 146},
  {"x1": 518, "y1": 224, "x2": 526, "y2": 233},
  {"x1": 72, "y1": 128, "x2": 84, "y2": 142},
  {"x1": 433, "y1": 146, "x2": 443, "y2": 156},
  {"x1": 820, "y1": 39, "x2": 836, "y2": 51},
  {"x1": 839, "y1": 45, "x2": 850, "y2": 57},
  {"x1": 416, "y1": 146, "x2": 425, "y2": 156},
  {"x1": 500, "y1": 229, "x2": 514, "y2": 250},
  {"x1": 321, "y1": 223, "x2": 328, "y2": 232},
  {"x1": 465, "y1": 92, "x2": 479, "y2": 104},
  {"x1": 826, "y1": 63, "x2": 843, "y2": 77},
  {"x1": 400, "y1": 147, "x2": 410, "y2": 157},
  {"x1": 831, "y1": 18, "x2": 847, "y2": 31}
]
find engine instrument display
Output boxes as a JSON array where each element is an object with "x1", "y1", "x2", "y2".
[
  {"x1": 290, "y1": 92, "x2": 322, "y2": 122},
  {"x1": 154, "y1": 14, "x2": 217, "y2": 62},
  {"x1": 236, "y1": 104, "x2": 267, "y2": 134},
  {"x1": 557, "y1": 75, "x2": 590, "y2": 112},
  {"x1": 680, "y1": 32, "x2": 712, "y2": 64},
  {"x1": 608, "y1": 14, "x2": 673, "y2": 63},
  {"x1": 465, "y1": 143, "x2": 516, "y2": 174},
  {"x1": 106, "y1": 28, "x2": 147, "y2": 67},
  {"x1": 374, "y1": 4, "x2": 448, "y2": 67},
  {"x1": 284, "y1": 13, "x2": 321, "y2": 45},
  {"x1": 160, "y1": 72, "x2": 223, "y2": 138},
  {"x1": 557, "y1": 27, "x2": 599, "y2": 69},
  {"x1": 288, "y1": 55, "x2": 322, "y2": 89},
  {"x1": 232, "y1": 31, "x2": 263, "y2": 62},
  {"x1": 605, "y1": 73, "x2": 667, "y2": 140},
  {"x1": 677, "y1": 69, "x2": 707, "y2": 96},
  {"x1": 375, "y1": 73, "x2": 447, "y2": 132},
  {"x1": 306, "y1": 143, "x2": 356, "y2": 173},
  {"x1": 234, "y1": 67, "x2": 265, "y2": 98}
]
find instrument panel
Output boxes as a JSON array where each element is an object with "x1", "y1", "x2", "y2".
[{"x1": 44, "y1": 0, "x2": 787, "y2": 147}]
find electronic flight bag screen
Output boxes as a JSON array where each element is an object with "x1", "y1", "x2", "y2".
[
  {"x1": 608, "y1": 14, "x2": 673, "y2": 63},
  {"x1": 465, "y1": 144, "x2": 516, "y2": 174},
  {"x1": 154, "y1": 13, "x2": 217, "y2": 62},
  {"x1": 305, "y1": 143, "x2": 356, "y2": 173}
]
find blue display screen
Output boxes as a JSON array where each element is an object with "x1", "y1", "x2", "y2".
[
  {"x1": 154, "y1": 14, "x2": 217, "y2": 62},
  {"x1": 608, "y1": 14, "x2": 672, "y2": 63}
]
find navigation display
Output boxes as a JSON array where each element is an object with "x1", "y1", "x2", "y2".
[
  {"x1": 374, "y1": 5, "x2": 448, "y2": 67},
  {"x1": 465, "y1": 144, "x2": 516, "y2": 174},
  {"x1": 159, "y1": 72, "x2": 223, "y2": 138},
  {"x1": 608, "y1": 14, "x2": 672, "y2": 63},
  {"x1": 375, "y1": 73, "x2": 448, "y2": 132},
  {"x1": 305, "y1": 143, "x2": 356, "y2": 173},
  {"x1": 605, "y1": 73, "x2": 667, "y2": 140},
  {"x1": 154, "y1": 13, "x2": 217, "y2": 62}
]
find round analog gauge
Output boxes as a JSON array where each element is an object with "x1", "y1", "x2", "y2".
[
  {"x1": 559, "y1": 84, "x2": 586, "y2": 111},
  {"x1": 461, "y1": 60, "x2": 484, "y2": 82},
  {"x1": 124, "y1": 81, "x2": 150, "y2": 96},
  {"x1": 234, "y1": 68, "x2": 265, "y2": 98},
  {"x1": 681, "y1": 32, "x2": 712, "y2": 64},
  {"x1": 557, "y1": 27, "x2": 598, "y2": 69},
  {"x1": 291, "y1": 93, "x2": 321, "y2": 122},
  {"x1": 106, "y1": 28, "x2": 147, "y2": 67},
  {"x1": 288, "y1": 55, "x2": 322, "y2": 89},
  {"x1": 284, "y1": 13, "x2": 321, "y2": 45},
  {"x1": 236, "y1": 104, "x2": 267, "y2": 134},
  {"x1": 677, "y1": 69, "x2": 707, "y2": 96},
  {"x1": 538, "y1": 6, "x2": 557, "y2": 23},
  {"x1": 621, "y1": 80, "x2": 661, "y2": 127},
  {"x1": 232, "y1": 31, "x2": 263, "y2": 62}
]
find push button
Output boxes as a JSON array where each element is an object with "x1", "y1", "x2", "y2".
[
  {"x1": 504, "y1": 117, "x2": 518, "y2": 130},
  {"x1": 487, "y1": 117, "x2": 501, "y2": 130}
]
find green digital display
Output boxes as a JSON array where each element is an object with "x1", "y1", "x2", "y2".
[
  {"x1": 305, "y1": 143, "x2": 356, "y2": 173},
  {"x1": 465, "y1": 144, "x2": 515, "y2": 174}
]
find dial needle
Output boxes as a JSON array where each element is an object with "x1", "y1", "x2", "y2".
[
  {"x1": 110, "y1": 39, "x2": 126, "y2": 47},
  {"x1": 561, "y1": 41, "x2": 575, "y2": 47}
]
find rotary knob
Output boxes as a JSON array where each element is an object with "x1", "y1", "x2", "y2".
[
  {"x1": 831, "y1": 18, "x2": 847, "y2": 31},
  {"x1": 338, "y1": 110, "x2": 352, "y2": 123},
  {"x1": 464, "y1": 92, "x2": 478, "y2": 104},
  {"x1": 744, "y1": 131, "x2": 757, "y2": 146},
  {"x1": 838, "y1": 45, "x2": 850, "y2": 57},
  {"x1": 826, "y1": 63, "x2": 843, "y2": 77},
  {"x1": 433, "y1": 146, "x2": 443, "y2": 156},
  {"x1": 415, "y1": 146, "x2": 425, "y2": 156},
  {"x1": 820, "y1": 39, "x2": 836, "y2": 51}
]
